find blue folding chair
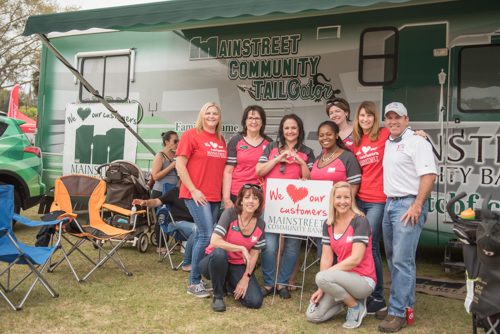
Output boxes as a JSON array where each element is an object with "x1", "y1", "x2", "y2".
[
  {"x1": 156, "y1": 183, "x2": 192, "y2": 270},
  {"x1": 0, "y1": 185, "x2": 68, "y2": 311}
]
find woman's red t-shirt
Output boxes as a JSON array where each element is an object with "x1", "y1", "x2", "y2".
[
  {"x1": 176, "y1": 128, "x2": 227, "y2": 201},
  {"x1": 352, "y1": 127, "x2": 389, "y2": 203}
]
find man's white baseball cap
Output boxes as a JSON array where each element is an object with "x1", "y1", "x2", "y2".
[{"x1": 385, "y1": 102, "x2": 408, "y2": 117}]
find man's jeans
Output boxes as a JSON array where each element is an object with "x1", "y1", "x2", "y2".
[
  {"x1": 382, "y1": 197, "x2": 428, "y2": 318},
  {"x1": 184, "y1": 199, "x2": 220, "y2": 285},
  {"x1": 356, "y1": 198, "x2": 386, "y2": 301}
]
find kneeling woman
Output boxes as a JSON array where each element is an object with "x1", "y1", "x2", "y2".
[
  {"x1": 200, "y1": 184, "x2": 266, "y2": 312},
  {"x1": 306, "y1": 182, "x2": 376, "y2": 329}
]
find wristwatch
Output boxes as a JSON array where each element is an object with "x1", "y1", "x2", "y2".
[{"x1": 243, "y1": 272, "x2": 252, "y2": 278}]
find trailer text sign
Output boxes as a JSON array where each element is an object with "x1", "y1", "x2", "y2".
[
  {"x1": 264, "y1": 179, "x2": 333, "y2": 238},
  {"x1": 189, "y1": 34, "x2": 339, "y2": 101},
  {"x1": 63, "y1": 103, "x2": 139, "y2": 177}
]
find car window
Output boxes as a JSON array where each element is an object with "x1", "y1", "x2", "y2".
[{"x1": 0, "y1": 121, "x2": 8, "y2": 137}]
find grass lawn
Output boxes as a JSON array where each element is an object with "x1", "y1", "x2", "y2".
[{"x1": 1, "y1": 207, "x2": 471, "y2": 333}]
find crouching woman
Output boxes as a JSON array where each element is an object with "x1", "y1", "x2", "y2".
[
  {"x1": 199, "y1": 184, "x2": 266, "y2": 312},
  {"x1": 306, "y1": 182, "x2": 376, "y2": 329}
]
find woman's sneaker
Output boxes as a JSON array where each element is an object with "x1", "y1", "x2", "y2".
[
  {"x1": 212, "y1": 297, "x2": 226, "y2": 312},
  {"x1": 343, "y1": 299, "x2": 367, "y2": 329},
  {"x1": 201, "y1": 279, "x2": 213, "y2": 291},
  {"x1": 187, "y1": 283, "x2": 210, "y2": 298},
  {"x1": 367, "y1": 298, "x2": 387, "y2": 315}
]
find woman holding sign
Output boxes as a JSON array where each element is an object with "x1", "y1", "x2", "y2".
[
  {"x1": 176, "y1": 102, "x2": 227, "y2": 299},
  {"x1": 256, "y1": 114, "x2": 315, "y2": 299},
  {"x1": 310, "y1": 120, "x2": 361, "y2": 260},
  {"x1": 199, "y1": 184, "x2": 266, "y2": 312},
  {"x1": 306, "y1": 182, "x2": 375, "y2": 329},
  {"x1": 223, "y1": 105, "x2": 273, "y2": 208}
]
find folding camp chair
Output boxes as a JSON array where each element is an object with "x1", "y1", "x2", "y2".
[
  {"x1": 0, "y1": 184, "x2": 68, "y2": 311},
  {"x1": 47, "y1": 175, "x2": 144, "y2": 282},
  {"x1": 157, "y1": 206, "x2": 193, "y2": 270}
]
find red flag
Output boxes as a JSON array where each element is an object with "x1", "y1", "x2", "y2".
[{"x1": 7, "y1": 85, "x2": 37, "y2": 133}]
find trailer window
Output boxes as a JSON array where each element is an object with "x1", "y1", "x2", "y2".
[
  {"x1": 458, "y1": 44, "x2": 500, "y2": 112},
  {"x1": 358, "y1": 27, "x2": 399, "y2": 86},
  {"x1": 80, "y1": 55, "x2": 130, "y2": 103}
]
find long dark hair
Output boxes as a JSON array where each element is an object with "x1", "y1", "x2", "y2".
[
  {"x1": 278, "y1": 114, "x2": 305, "y2": 151},
  {"x1": 317, "y1": 121, "x2": 348, "y2": 151},
  {"x1": 240, "y1": 105, "x2": 266, "y2": 137},
  {"x1": 161, "y1": 131, "x2": 178, "y2": 146}
]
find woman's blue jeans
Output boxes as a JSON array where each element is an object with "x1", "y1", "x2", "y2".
[
  {"x1": 184, "y1": 199, "x2": 220, "y2": 285},
  {"x1": 183, "y1": 227, "x2": 196, "y2": 267},
  {"x1": 356, "y1": 198, "x2": 386, "y2": 301},
  {"x1": 261, "y1": 232, "x2": 301, "y2": 287}
]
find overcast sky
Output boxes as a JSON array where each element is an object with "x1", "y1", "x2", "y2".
[{"x1": 59, "y1": 0, "x2": 167, "y2": 10}]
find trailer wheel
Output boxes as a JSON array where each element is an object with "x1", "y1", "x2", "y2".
[
  {"x1": 150, "y1": 231, "x2": 157, "y2": 247},
  {"x1": 137, "y1": 233, "x2": 148, "y2": 253}
]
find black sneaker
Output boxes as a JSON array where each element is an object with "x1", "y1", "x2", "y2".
[
  {"x1": 277, "y1": 287, "x2": 292, "y2": 299},
  {"x1": 367, "y1": 298, "x2": 387, "y2": 315},
  {"x1": 261, "y1": 286, "x2": 275, "y2": 297},
  {"x1": 212, "y1": 297, "x2": 226, "y2": 312}
]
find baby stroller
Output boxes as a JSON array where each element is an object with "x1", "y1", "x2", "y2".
[
  {"x1": 97, "y1": 160, "x2": 156, "y2": 252},
  {"x1": 447, "y1": 193, "x2": 500, "y2": 334}
]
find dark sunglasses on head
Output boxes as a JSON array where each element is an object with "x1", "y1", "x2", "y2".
[
  {"x1": 326, "y1": 98, "x2": 342, "y2": 106},
  {"x1": 243, "y1": 183, "x2": 262, "y2": 191},
  {"x1": 279, "y1": 162, "x2": 286, "y2": 174}
]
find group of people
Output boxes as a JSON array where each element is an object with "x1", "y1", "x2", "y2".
[{"x1": 135, "y1": 99, "x2": 437, "y2": 332}]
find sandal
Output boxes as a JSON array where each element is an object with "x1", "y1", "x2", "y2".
[
  {"x1": 157, "y1": 248, "x2": 174, "y2": 255},
  {"x1": 277, "y1": 287, "x2": 292, "y2": 299},
  {"x1": 261, "y1": 286, "x2": 275, "y2": 298}
]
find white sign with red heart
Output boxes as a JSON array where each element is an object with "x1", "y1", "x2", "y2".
[{"x1": 264, "y1": 178, "x2": 334, "y2": 237}]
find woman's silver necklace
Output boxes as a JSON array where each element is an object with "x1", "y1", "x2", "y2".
[
  {"x1": 239, "y1": 215, "x2": 252, "y2": 231},
  {"x1": 322, "y1": 146, "x2": 339, "y2": 162}
]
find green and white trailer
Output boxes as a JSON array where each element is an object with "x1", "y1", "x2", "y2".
[{"x1": 23, "y1": 0, "x2": 500, "y2": 247}]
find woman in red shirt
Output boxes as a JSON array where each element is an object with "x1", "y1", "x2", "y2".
[
  {"x1": 306, "y1": 182, "x2": 375, "y2": 329},
  {"x1": 176, "y1": 102, "x2": 227, "y2": 298},
  {"x1": 256, "y1": 114, "x2": 315, "y2": 299},
  {"x1": 222, "y1": 105, "x2": 272, "y2": 208},
  {"x1": 326, "y1": 98, "x2": 354, "y2": 151}
]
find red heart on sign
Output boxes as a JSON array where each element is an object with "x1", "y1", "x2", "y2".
[{"x1": 286, "y1": 184, "x2": 309, "y2": 204}]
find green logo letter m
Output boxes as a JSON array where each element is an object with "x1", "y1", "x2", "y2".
[{"x1": 190, "y1": 36, "x2": 218, "y2": 60}]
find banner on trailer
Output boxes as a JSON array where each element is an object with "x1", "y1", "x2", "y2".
[
  {"x1": 63, "y1": 103, "x2": 139, "y2": 177},
  {"x1": 264, "y1": 178, "x2": 333, "y2": 238}
]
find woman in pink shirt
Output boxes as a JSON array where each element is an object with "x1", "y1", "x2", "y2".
[{"x1": 326, "y1": 98, "x2": 354, "y2": 151}]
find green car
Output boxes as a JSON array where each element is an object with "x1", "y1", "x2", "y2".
[{"x1": 0, "y1": 111, "x2": 45, "y2": 217}]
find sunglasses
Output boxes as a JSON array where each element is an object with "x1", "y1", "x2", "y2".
[
  {"x1": 279, "y1": 162, "x2": 286, "y2": 174},
  {"x1": 173, "y1": 139, "x2": 179, "y2": 144},
  {"x1": 326, "y1": 98, "x2": 342, "y2": 106},
  {"x1": 243, "y1": 183, "x2": 262, "y2": 191}
]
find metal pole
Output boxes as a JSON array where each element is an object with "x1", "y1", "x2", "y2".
[{"x1": 36, "y1": 33, "x2": 156, "y2": 156}]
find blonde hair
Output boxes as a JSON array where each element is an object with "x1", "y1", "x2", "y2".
[
  {"x1": 353, "y1": 101, "x2": 381, "y2": 146},
  {"x1": 195, "y1": 102, "x2": 222, "y2": 141},
  {"x1": 326, "y1": 182, "x2": 365, "y2": 226}
]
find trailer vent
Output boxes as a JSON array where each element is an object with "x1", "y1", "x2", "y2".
[{"x1": 317, "y1": 26, "x2": 341, "y2": 40}]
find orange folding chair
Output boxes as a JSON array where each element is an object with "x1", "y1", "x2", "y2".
[{"x1": 47, "y1": 175, "x2": 144, "y2": 282}]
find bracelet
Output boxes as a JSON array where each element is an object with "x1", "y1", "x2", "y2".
[
  {"x1": 144, "y1": 200, "x2": 148, "y2": 206},
  {"x1": 243, "y1": 272, "x2": 252, "y2": 278}
]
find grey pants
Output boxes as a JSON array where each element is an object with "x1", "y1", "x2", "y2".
[{"x1": 306, "y1": 270, "x2": 374, "y2": 323}]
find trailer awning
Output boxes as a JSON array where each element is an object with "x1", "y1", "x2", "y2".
[{"x1": 23, "y1": 0, "x2": 444, "y2": 36}]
